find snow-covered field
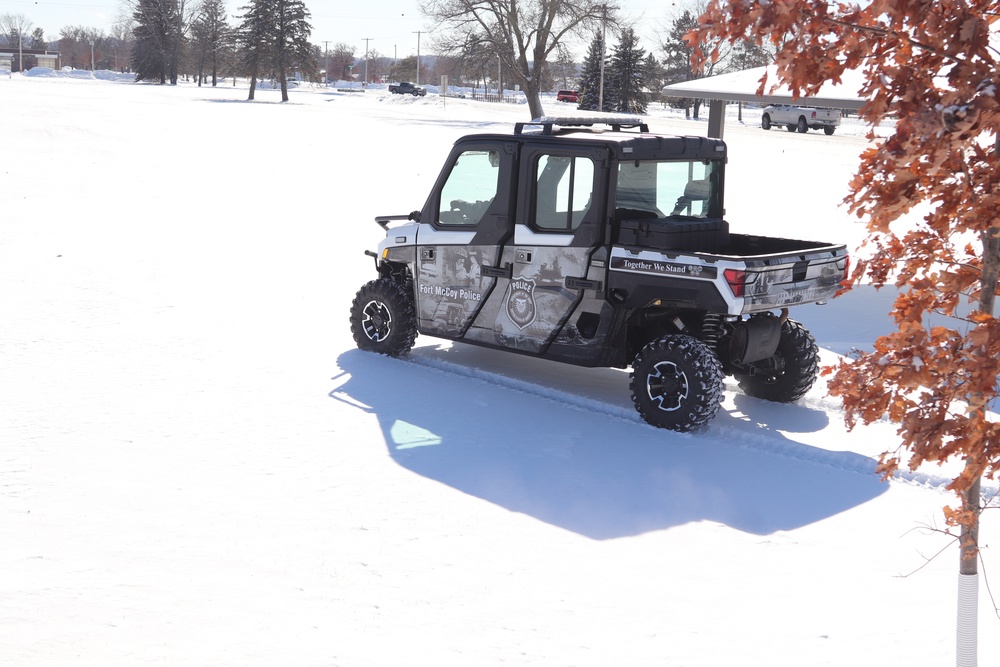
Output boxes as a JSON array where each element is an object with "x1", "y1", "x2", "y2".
[{"x1": 2, "y1": 71, "x2": 997, "y2": 666}]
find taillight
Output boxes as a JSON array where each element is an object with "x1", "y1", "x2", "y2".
[
  {"x1": 724, "y1": 268, "x2": 746, "y2": 297},
  {"x1": 810, "y1": 110, "x2": 816, "y2": 119}
]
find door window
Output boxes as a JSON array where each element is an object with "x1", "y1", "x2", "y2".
[
  {"x1": 532, "y1": 155, "x2": 595, "y2": 231},
  {"x1": 437, "y1": 150, "x2": 501, "y2": 226}
]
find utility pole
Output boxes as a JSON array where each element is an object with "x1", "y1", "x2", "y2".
[
  {"x1": 598, "y1": 4, "x2": 608, "y2": 112},
  {"x1": 363, "y1": 37, "x2": 371, "y2": 85},
  {"x1": 413, "y1": 31, "x2": 422, "y2": 86},
  {"x1": 18, "y1": 31, "x2": 22, "y2": 72},
  {"x1": 323, "y1": 40, "x2": 330, "y2": 83}
]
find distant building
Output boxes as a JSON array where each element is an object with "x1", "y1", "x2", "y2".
[{"x1": 0, "y1": 48, "x2": 61, "y2": 72}]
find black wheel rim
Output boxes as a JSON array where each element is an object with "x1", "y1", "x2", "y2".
[
  {"x1": 646, "y1": 360, "x2": 689, "y2": 412},
  {"x1": 361, "y1": 299, "x2": 392, "y2": 343}
]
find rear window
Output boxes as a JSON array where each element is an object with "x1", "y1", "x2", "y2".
[{"x1": 615, "y1": 160, "x2": 723, "y2": 220}]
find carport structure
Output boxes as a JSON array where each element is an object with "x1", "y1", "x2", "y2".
[{"x1": 661, "y1": 65, "x2": 868, "y2": 138}]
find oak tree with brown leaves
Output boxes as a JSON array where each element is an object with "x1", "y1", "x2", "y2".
[{"x1": 689, "y1": 1, "x2": 1000, "y2": 663}]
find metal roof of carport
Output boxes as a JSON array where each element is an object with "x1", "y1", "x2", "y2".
[{"x1": 660, "y1": 65, "x2": 868, "y2": 138}]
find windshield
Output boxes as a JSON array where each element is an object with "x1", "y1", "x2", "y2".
[{"x1": 614, "y1": 159, "x2": 723, "y2": 221}]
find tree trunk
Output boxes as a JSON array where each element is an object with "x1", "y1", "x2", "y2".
[
  {"x1": 957, "y1": 469, "x2": 980, "y2": 667},
  {"x1": 526, "y1": 80, "x2": 543, "y2": 120},
  {"x1": 959, "y1": 223, "x2": 1000, "y2": 666},
  {"x1": 248, "y1": 69, "x2": 258, "y2": 101}
]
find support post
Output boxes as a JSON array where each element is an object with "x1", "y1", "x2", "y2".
[{"x1": 707, "y1": 99, "x2": 727, "y2": 139}]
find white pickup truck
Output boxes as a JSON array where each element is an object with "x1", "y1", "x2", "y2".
[{"x1": 761, "y1": 104, "x2": 841, "y2": 135}]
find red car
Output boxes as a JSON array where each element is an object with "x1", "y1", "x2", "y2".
[{"x1": 556, "y1": 90, "x2": 580, "y2": 103}]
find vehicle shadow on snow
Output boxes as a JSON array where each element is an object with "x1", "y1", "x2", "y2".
[{"x1": 330, "y1": 348, "x2": 887, "y2": 540}]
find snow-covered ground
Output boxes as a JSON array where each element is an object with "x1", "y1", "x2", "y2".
[{"x1": 2, "y1": 71, "x2": 997, "y2": 666}]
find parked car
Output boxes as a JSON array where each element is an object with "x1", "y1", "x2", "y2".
[
  {"x1": 389, "y1": 82, "x2": 427, "y2": 96},
  {"x1": 556, "y1": 90, "x2": 580, "y2": 103},
  {"x1": 761, "y1": 104, "x2": 841, "y2": 134}
]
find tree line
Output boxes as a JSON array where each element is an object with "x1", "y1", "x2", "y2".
[{"x1": 3, "y1": 0, "x2": 771, "y2": 113}]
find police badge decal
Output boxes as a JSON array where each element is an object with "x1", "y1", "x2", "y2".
[{"x1": 506, "y1": 278, "x2": 537, "y2": 330}]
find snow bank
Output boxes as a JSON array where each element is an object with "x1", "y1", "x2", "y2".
[{"x1": 21, "y1": 67, "x2": 134, "y2": 82}]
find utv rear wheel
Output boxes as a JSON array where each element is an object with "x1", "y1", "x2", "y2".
[
  {"x1": 735, "y1": 319, "x2": 818, "y2": 403},
  {"x1": 630, "y1": 335, "x2": 724, "y2": 432},
  {"x1": 350, "y1": 278, "x2": 418, "y2": 357}
]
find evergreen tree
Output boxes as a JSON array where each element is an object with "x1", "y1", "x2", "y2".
[
  {"x1": 272, "y1": 0, "x2": 315, "y2": 101},
  {"x1": 30, "y1": 27, "x2": 46, "y2": 50},
  {"x1": 166, "y1": 0, "x2": 188, "y2": 84},
  {"x1": 235, "y1": 0, "x2": 273, "y2": 100},
  {"x1": 236, "y1": 0, "x2": 315, "y2": 102},
  {"x1": 660, "y1": 10, "x2": 699, "y2": 118},
  {"x1": 726, "y1": 40, "x2": 771, "y2": 122},
  {"x1": 132, "y1": 0, "x2": 178, "y2": 83},
  {"x1": 727, "y1": 39, "x2": 771, "y2": 72},
  {"x1": 577, "y1": 31, "x2": 611, "y2": 112},
  {"x1": 190, "y1": 0, "x2": 230, "y2": 86},
  {"x1": 643, "y1": 52, "x2": 666, "y2": 108},
  {"x1": 607, "y1": 27, "x2": 647, "y2": 114}
]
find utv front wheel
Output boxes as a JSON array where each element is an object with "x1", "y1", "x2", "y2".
[
  {"x1": 630, "y1": 335, "x2": 724, "y2": 432},
  {"x1": 350, "y1": 278, "x2": 418, "y2": 357},
  {"x1": 735, "y1": 319, "x2": 818, "y2": 403}
]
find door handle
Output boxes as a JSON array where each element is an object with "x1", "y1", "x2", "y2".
[
  {"x1": 566, "y1": 276, "x2": 602, "y2": 291},
  {"x1": 481, "y1": 263, "x2": 512, "y2": 279}
]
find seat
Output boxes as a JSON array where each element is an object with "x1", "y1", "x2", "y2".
[{"x1": 671, "y1": 179, "x2": 711, "y2": 216}]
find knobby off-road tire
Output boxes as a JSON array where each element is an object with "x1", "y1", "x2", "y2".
[
  {"x1": 735, "y1": 319, "x2": 818, "y2": 403},
  {"x1": 350, "y1": 278, "x2": 418, "y2": 357},
  {"x1": 630, "y1": 335, "x2": 724, "y2": 432}
]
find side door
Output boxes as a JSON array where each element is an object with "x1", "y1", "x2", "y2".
[
  {"x1": 414, "y1": 141, "x2": 516, "y2": 338},
  {"x1": 488, "y1": 144, "x2": 608, "y2": 353}
]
